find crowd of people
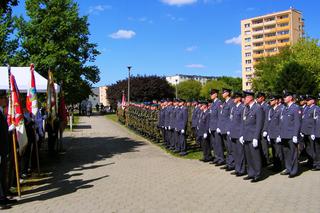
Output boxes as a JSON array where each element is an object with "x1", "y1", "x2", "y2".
[{"x1": 118, "y1": 88, "x2": 320, "y2": 183}]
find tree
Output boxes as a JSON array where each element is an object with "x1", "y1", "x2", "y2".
[
  {"x1": 15, "y1": 0, "x2": 100, "y2": 104},
  {"x1": 0, "y1": 0, "x2": 18, "y2": 14},
  {"x1": 176, "y1": 80, "x2": 201, "y2": 100},
  {"x1": 217, "y1": 76, "x2": 242, "y2": 92},
  {"x1": 200, "y1": 80, "x2": 230, "y2": 99},
  {"x1": 107, "y1": 75, "x2": 175, "y2": 109}
]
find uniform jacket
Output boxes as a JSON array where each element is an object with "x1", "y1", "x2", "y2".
[
  {"x1": 170, "y1": 106, "x2": 179, "y2": 129},
  {"x1": 217, "y1": 98, "x2": 234, "y2": 134},
  {"x1": 266, "y1": 104, "x2": 283, "y2": 139},
  {"x1": 192, "y1": 107, "x2": 201, "y2": 128},
  {"x1": 164, "y1": 106, "x2": 172, "y2": 128},
  {"x1": 176, "y1": 106, "x2": 188, "y2": 131},
  {"x1": 301, "y1": 104, "x2": 317, "y2": 135},
  {"x1": 229, "y1": 103, "x2": 244, "y2": 139},
  {"x1": 240, "y1": 102, "x2": 264, "y2": 141},
  {"x1": 260, "y1": 102, "x2": 270, "y2": 133},
  {"x1": 279, "y1": 103, "x2": 301, "y2": 139},
  {"x1": 0, "y1": 110, "x2": 10, "y2": 158},
  {"x1": 197, "y1": 110, "x2": 210, "y2": 136},
  {"x1": 158, "y1": 107, "x2": 165, "y2": 127},
  {"x1": 312, "y1": 106, "x2": 320, "y2": 138},
  {"x1": 209, "y1": 99, "x2": 222, "y2": 131}
]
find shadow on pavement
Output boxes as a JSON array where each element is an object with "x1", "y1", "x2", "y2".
[{"x1": 12, "y1": 136, "x2": 146, "y2": 206}]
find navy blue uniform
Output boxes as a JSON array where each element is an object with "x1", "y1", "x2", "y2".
[
  {"x1": 260, "y1": 102, "x2": 271, "y2": 165},
  {"x1": 198, "y1": 109, "x2": 211, "y2": 161},
  {"x1": 176, "y1": 106, "x2": 188, "y2": 155},
  {"x1": 312, "y1": 106, "x2": 320, "y2": 170},
  {"x1": 164, "y1": 106, "x2": 173, "y2": 148},
  {"x1": 208, "y1": 99, "x2": 222, "y2": 163}
]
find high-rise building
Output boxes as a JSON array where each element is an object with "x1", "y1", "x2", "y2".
[{"x1": 241, "y1": 8, "x2": 304, "y2": 91}]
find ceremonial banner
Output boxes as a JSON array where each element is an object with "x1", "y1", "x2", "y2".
[
  {"x1": 8, "y1": 74, "x2": 28, "y2": 154},
  {"x1": 47, "y1": 70, "x2": 57, "y2": 125},
  {"x1": 121, "y1": 92, "x2": 126, "y2": 109},
  {"x1": 26, "y1": 64, "x2": 38, "y2": 116}
]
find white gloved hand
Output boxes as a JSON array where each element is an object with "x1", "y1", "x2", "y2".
[
  {"x1": 216, "y1": 128, "x2": 221, "y2": 134},
  {"x1": 168, "y1": 126, "x2": 171, "y2": 130},
  {"x1": 300, "y1": 132, "x2": 304, "y2": 138},
  {"x1": 267, "y1": 135, "x2": 270, "y2": 142},
  {"x1": 203, "y1": 133, "x2": 208, "y2": 139},
  {"x1": 165, "y1": 127, "x2": 167, "y2": 130},
  {"x1": 239, "y1": 136, "x2": 244, "y2": 145},
  {"x1": 252, "y1": 139, "x2": 258, "y2": 148},
  {"x1": 208, "y1": 128, "x2": 211, "y2": 134},
  {"x1": 181, "y1": 129, "x2": 185, "y2": 134},
  {"x1": 311, "y1": 135, "x2": 316, "y2": 141},
  {"x1": 276, "y1": 136, "x2": 281, "y2": 143},
  {"x1": 292, "y1": 136, "x2": 298, "y2": 144},
  {"x1": 8, "y1": 124, "x2": 15, "y2": 132},
  {"x1": 263, "y1": 131, "x2": 267, "y2": 137},
  {"x1": 175, "y1": 128, "x2": 178, "y2": 131},
  {"x1": 227, "y1": 131, "x2": 230, "y2": 135}
]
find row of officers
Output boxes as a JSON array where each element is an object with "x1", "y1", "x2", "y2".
[{"x1": 157, "y1": 89, "x2": 320, "y2": 183}]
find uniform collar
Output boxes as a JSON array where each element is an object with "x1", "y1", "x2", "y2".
[
  {"x1": 236, "y1": 102, "x2": 241, "y2": 107},
  {"x1": 249, "y1": 102, "x2": 255, "y2": 109}
]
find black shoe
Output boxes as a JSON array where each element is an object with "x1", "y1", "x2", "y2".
[
  {"x1": 209, "y1": 161, "x2": 216, "y2": 165},
  {"x1": 226, "y1": 167, "x2": 234, "y2": 171},
  {"x1": 236, "y1": 173, "x2": 246, "y2": 177},
  {"x1": 215, "y1": 162, "x2": 225, "y2": 166},
  {"x1": 311, "y1": 168, "x2": 320, "y2": 171},
  {"x1": 280, "y1": 171, "x2": 289, "y2": 175},
  {"x1": 203, "y1": 159, "x2": 211, "y2": 163},
  {"x1": 0, "y1": 198, "x2": 17, "y2": 205},
  {"x1": 199, "y1": 159, "x2": 205, "y2": 162},
  {"x1": 251, "y1": 177, "x2": 262, "y2": 183},
  {"x1": 231, "y1": 171, "x2": 238, "y2": 175},
  {"x1": 288, "y1": 174, "x2": 297, "y2": 178},
  {"x1": 220, "y1": 166, "x2": 228, "y2": 170},
  {"x1": 243, "y1": 176, "x2": 253, "y2": 180}
]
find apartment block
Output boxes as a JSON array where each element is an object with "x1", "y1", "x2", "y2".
[{"x1": 241, "y1": 8, "x2": 304, "y2": 91}]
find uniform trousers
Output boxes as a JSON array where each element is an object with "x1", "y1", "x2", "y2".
[
  {"x1": 178, "y1": 132, "x2": 187, "y2": 155},
  {"x1": 314, "y1": 138, "x2": 320, "y2": 169},
  {"x1": 244, "y1": 141, "x2": 262, "y2": 178},
  {"x1": 260, "y1": 137, "x2": 270, "y2": 166},
  {"x1": 201, "y1": 136, "x2": 212, "y2": 161},
  {"x1": 231, "y1": 138, "x2": 245, "y2": 174},
  {"x1": 213, "y1": 132, "x2": 225, "y2": 163},
  {"x1": 282, "y1": 139, "x2": 299, "y2": 176},
  {"x1": 270, "y1": 139, "x2": 283, "y2": 170}
]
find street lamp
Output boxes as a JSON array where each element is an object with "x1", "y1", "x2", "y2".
[
  {"x1": 175, "y1": 79, "x2": 178, "y2": 99},
  {"x1": 127, "y1": 66, "x2": 132, "y2": 104}
]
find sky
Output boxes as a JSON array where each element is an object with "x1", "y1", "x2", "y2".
[{"x1": 13, "y1": 0, "x2": 320, "y2": 87}]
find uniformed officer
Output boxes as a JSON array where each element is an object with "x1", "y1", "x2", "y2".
[
  {"x1": 240, "y1": 91, "x2": 264, "y2": 182},
  {"x1": 175, "y1": 99, "x2": 188, "y2": 156},
  {"x1": 266, "y1": 95, "x2": 284, "y2": 171},
  {"x1": 164, "y1": 99, "x2": 173, "y2": 149},
  {"x1": 191, "y1": 101, "x2": 201, "y2": 143},
  {"x1": 208, "y1": 89, "x2": 222, "y2": 164},
  {"x1": 197, "y1": 101, "x2": 212, "y2": 162},
  {"x1": 279, "y1": 91, "x2": 301, "y2": 178},
  {"x1": 311, "y1": 94, "x2": 320, "y2": 170},
  {"x1": 256, "y1": 92, "x2": 271, "y2": 166},
  {"x1": 298, "y1": 95, "x2": 308, "y2": 156},
  {"x1": 216, "y1": 88, "x2": 234, "y2": 170},
  {"x1": 229, "y1": 92, "x2": 246, "y2": 176},
  {"x1": 300, "y1": 95, "x2": 317, "y2": 168},
  {"x1": 172, "y1": 99, "x2": 179, "y2": 151},
  {"x1": 158, "y1": 100, "x2": 167, "y2": 146}
]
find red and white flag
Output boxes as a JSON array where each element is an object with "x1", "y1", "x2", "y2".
[
  {"x1": 26, "y1": 64, "x2": 38, "y2": 116},
  {"x1": 121, "y1": 92, "x2": 126, "y2": 109},
  {"x1": 8, "y1": 74, "x2": 28, "y2": 154}
]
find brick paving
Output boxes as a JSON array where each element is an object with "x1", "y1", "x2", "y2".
[{"x1": 5, "y1": 115, "x2": 320, "y2": 213}]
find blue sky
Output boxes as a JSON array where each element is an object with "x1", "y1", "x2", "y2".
[{"x1": 13, "y1": 0, "x2": 320, "y2": 86}]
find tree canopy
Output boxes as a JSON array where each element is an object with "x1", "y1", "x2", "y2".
[
  {"x1": 176, "y1": 80, "x2": 202, "y2": 101},
  {"x1": 200, "y1": 80, "x2": 231, "y2": 99}
]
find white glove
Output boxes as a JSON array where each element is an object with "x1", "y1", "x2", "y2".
[
  {"x1": 263, "y1": 131, "x2": 267, "y2": 137},
  {"x1": 300, "y1": 132, "x2": 304, "y2": 138},
  {"x1": 165, "y1": 127, "x2": 167, "y2": 130},
  {"x1": 208, "y1": 128, "x2": 211, "y2": 134},
  {"x1": 239, "y1": 136, "x2": 244, "y2": 145},
  {"x1": 267, "y1": 135, "x2": 270, "y2": 142},
  {"x1": 227, "y1": 131, "x2": 230, "y2": 135},
  {"x1": 311, "y1": 135, "x2": 316, "y2": 141},
  {"x1": 175, "y1": 128, "x2": 178, "y2": 131},
  {"x1": 168, "y1": 126, "x2": 171, "y2": 130},
  {"x1": 8, "y1": 124, "x2": 15, "y2": 132},
  {"x1": 292, "y1": 136, "x2": 298, "y2": 144},
  {"x1": 181, "y1": 129, "x2": 185, "y2": 134},
  {"x1": 161, "y1": 126, "x2": 164, "y2": 129},
  {"x1": 276, "y1": 136, "x2": 281, "y2": 143},
  {"x1": 216, "y1": 128, "x2": 221, "y2": 134},
  {"x1": 203, "y1": 133, "x2": 208, "y2": 139},
  {"x1": 252, "y1": 139, "x2": 258, "y2": 148}
]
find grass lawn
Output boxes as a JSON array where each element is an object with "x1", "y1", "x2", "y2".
[{"x1": 105, "y1": 113, "x2": 202, "y2": 160}]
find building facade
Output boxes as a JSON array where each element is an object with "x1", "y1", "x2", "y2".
[
  {"x1": 166, "y1": 74, "x2": 217, "y2": 86},
  {"x1": 241, "y1": 8, "x2": 304, "y2": 91},
  {"x1": 99, "y1": 86, "x2": 109, "y2": 106}
]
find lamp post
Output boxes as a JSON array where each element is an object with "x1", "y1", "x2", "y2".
[
  {"x1": 175, "y1": 79, "x2": 178, "y2": 99},
  {"x1": 127, "y1": 66, "x2": 132, "y2": 104}
]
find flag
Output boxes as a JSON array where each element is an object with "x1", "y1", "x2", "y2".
[
  {"x1": 8, "y1": 74, "x2": 28, "y2": 154},
  {"x1": 46, "y1": 70, "x2": 57, "y2": 125},
  {"x1": 58, "y1": 90, "x2": 68, "y2": 128},
  {"x1": 121, "y1": 92, "x2": 126, "y2": 109},
  {"x1": 26, "y1": 64, "x2": 38, "y2": 116}
]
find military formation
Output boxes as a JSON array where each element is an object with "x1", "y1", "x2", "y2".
[{"x1": 118, "y1": 88, "x2": 320, "y2": 183}]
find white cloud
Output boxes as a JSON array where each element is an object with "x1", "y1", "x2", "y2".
[
  {"x1": 128, "y1": 17, "x2": 153, "y2": 24},
  {"x1": 109, "y1": 30, "x2": 136, "y2": 39},
  {"x1": 225, "y1": 35, "x2": 242, "y2": 45},
  {"x1": 166, "y1": 14, "x2": 184, "y2": 21},
  {"x1": 185, "y1": 46, "x2": 198, "y2": 52},
  {"x1": 186, "y1": 64, "x2": 206, "y2": 68},
  {"x1": 161, "y1": 0, "x2": 197, "y2": 6},
  {"x1": 88, "y1": 5, "x2": 111, "y2": 15}
]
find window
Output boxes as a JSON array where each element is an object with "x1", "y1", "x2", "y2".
[
  {"x1": 246, "y1": 82, "x2": 252, "y2": 86},
  {"x1": 278, "y1": 30, "x2": 289, "y2": 35},
  {"x1": 245, "y1": 52, "x2": 251, "y2": 57},
  {"x1": 245, "y1": 60, "x2": 252, "y2": 64},
  {"x1": 245, "y1": 45, "x2": 251, "y2": 50},
  {"x1": 245, "y1": 23, "x2": 250, "y2": 28},
  {"x1": 265, "y1": 40, "x2": 276, "y2": 45},
  {"x1": 254, "y1": 42, "x2": 263, "y2": 47},
  {"x1": 278, "y1": 23, "x2": 289, "y2": 27},
  {"x1": 264, "y1": 17, "x2": 275, "y2": 22},
  {"x1": 265, "y1": 25, "x2": 276, "y2": 30},
  {"x1": 265, "y1": 33, "x2": 276, "y2": 37},
  {"x1": 245, "y1": 67, "x2": 252, "y2": 72},
  {"x1": 245, "y1": 37, "x2": 251, "y2": 42},
  {"x1": 279, "y1": 39, "x2": 289, "y2": 43},
  {"x1": 246, "y1": 74, "x2": 252, "y2": 80},
  {"x1": 253, "y1": 35, "x2": 263, "y2": 39},
  {"x1": 245, "y1": 30, "x2": 251, "y2": 35},
  {"x1": 278, "y1": 15, "x2": 289, "y2": 19},
  {"x1": 252, "y1": 19, "x2": 263, "y2": 25}
]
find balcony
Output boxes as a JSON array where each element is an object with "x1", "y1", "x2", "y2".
[
  {"x1": 252, "y1": 37, "x2": 264, "y2": 43},
  {"x1": 264, "y1": 36, "x2": 277, "y2": 42},
  {"x1": 277, "y1": 34, "x2": 290, "y2": 40},
  {"x1": 264, "y1": 43, "x2": 277, "y2": 49},
  {"x1": 277, "y1": 25, "x2": 290, "y2": 32},
  {"x1": 252, "y1": 30, "x2": 264, "y2": 36},
  {"x1": 264, "y1": 28, "x2": 277, "y2": 34},
  {"x1": 253, "y1": 53, "x2": 264, "y2": 58},
  {"x1": 277, "y1": 42, "x2": 290, "y2": 48},
  {"x1": 277, "y1": 18, "x2": 290, "y2": 24},
  {"x1": 264, "y1": 51, "x2": 278, "y2": 57},
  {"x1": 253, "y1": 45, "x2": 264, "y2": 51},
  {"x1": 252, "y1": 21, "x2": 263, "y2": 28},
  {"x1": 263, "y1": 20, "x2": 276, "y2": 26}
]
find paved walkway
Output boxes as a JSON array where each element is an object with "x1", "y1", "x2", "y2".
[{"x1": 5, "y1": 115, "x2": 320, "y2": 212}]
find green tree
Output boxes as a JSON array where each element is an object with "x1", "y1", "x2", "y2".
[
  {"x1": 176, "y1": 80, "x2": 201, "y2": 100},
  {"x1": 15, "y1": 0, "x2": 100, "y2": 104},
  {"x1": 200, "y1": 80, "x2": 230, "y2": 99},
  {"x1": 217, "y1": 76, "x2": 242, "y2": 92}
]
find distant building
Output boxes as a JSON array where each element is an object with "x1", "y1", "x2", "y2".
[
  {"x1": 241, "y1": 8, "x2": 304, "y2": 91},
  {"x1": 88, "y1": 87, "x2": 99, "y2": 106},
  {"x1": 99, "y1": 86, "x2": 109, "y2": 106},
  {"x1": 166, "y1": 74, "x2": 217, "y2": 86}
]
